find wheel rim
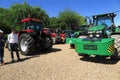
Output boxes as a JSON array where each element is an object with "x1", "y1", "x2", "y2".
[
  {"x1": 52, "y1": 37, "x2": 55, "y2": 44},
  {"x1": 20, "y1": 38, "x2": 28, "y2": 52}
]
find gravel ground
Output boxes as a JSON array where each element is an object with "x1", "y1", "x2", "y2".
[{"x1": 0, "y1": 44, "x2": 120, "y2": 80}]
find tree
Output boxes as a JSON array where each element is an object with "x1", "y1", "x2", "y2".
[
  {"x1": 0, "y1": 2, "x2": 49, "y2": 31},
  {"x1": 58, "y1": 9, "x2": 86, "y2": 31}
]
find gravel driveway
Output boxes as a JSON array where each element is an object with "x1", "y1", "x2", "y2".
[{"x1": 0, "y1": 44, "x2": 120, "y2": 80}]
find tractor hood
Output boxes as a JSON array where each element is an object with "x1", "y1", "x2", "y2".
[{"x1": 89, "y1": 25, "x2": 104, "y2": 31}]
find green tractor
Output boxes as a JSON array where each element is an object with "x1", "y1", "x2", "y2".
[
  {"x1": 70, "y1": 25, "x2": 89, "y2": 48},
  {"x1": 66, "y1": 13, "x2": 120, "y2": 59}
]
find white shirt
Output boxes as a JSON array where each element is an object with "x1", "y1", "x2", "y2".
[{"x1": 8, "y1": 33, "x2": 18, "y2": 43}]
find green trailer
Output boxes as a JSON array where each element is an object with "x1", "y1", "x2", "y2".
[{"x1": 66, "y1": 13, "x2": 120, "y2": 59}]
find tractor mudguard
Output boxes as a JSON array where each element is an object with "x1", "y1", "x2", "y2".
[
  {"x1": 74, "y1": 38, "x2": 114, "y2": 56},
  {"x1": 18, "y1": 30, "x2": 37, "y2": 38}
]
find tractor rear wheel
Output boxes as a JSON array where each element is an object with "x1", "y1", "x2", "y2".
[
  {"x1": 18, "y1": 34, "x2": 35, "y2": 55},
  {"x1": 42, "y1": 37, "x2": 53, "y2": 51},
  {"x1": 111, "y1": 35, "x2": 120, "y2": 60}
]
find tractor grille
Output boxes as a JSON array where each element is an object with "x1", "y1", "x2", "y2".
[
  {"x1": 84, "y1": 44, "x2": 97, "y2": 50},
  {"x1": 108, "y1": 44, "x2": 114, "y2": 53}
]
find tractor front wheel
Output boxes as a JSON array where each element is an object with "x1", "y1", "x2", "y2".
[
  {"x1": 18, "y1": 34, "x2": 35, "y2": 55},
  {"x1": 111, "y1": 35, "x2": 120, "y2": 60},
  {"x1": 70, "y1": 44, "x2": 75, "y2": 49}
]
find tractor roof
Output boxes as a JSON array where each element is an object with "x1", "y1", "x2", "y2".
[
  {"x1": 21, "y1": 18, "x2": 41, "y2": 23},
  {"x1": 93, "y1": 13, "x2": 116, "y2": 19}
]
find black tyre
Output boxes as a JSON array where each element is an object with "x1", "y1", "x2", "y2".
[
  {"x1": 42, "y1": 37, "x2": 53, "y2": 51},
  {"x1": 111, "y1": 35, "x2": 120, "y2": 60},
  {"x1": 18, "y1": 34, "x2": 35, "y2": 55},
  {"x1": 70, "y1": 44, "x2": 75, "y2": 49}
]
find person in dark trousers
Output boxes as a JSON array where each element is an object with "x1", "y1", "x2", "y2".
[
  {"x1": 0, "y1": 30, "x2": 5, "y2": 65},
  {"x1": 8, "y1": 29, "x2": 20, "y2": 62}
]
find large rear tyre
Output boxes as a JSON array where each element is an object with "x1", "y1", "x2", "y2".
[
  {"x1": 111, "y1": 35, "x2": 120, "y2": 60},
  {"x1": 18, "y1": 34, "x2": 35, "y2": 55},
  {"x1": 42, "y1": 37, "x2": 53, "y2": 51}
]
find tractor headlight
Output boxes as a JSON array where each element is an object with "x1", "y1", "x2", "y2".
[
  {"x1": 88, "y1": 31, "x2": 93, "y2": 38},
  {"x1": 96, "y1": 34, "x2": 100, "y2": 37},
  {"x1": 89, "y1": 34, "x2": 93, "y2": 37}
]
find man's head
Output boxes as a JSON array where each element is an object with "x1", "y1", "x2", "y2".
[{"x1": 11, "y1": 29, "x2": 16, "y2": 33}]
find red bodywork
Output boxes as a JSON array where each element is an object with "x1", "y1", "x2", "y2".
[
  {"x1": 60, "y1": 33, "x2": 65, "y2": 38},
  {"x1": 42, "y1": 28, "x2": 56, "y2": 37},
  {"x1": 21, "y1": 18, "x2": 41, "y2": 22},
  {"x1": 51, "y1": 33, "x2": 56, "y2": 37}
]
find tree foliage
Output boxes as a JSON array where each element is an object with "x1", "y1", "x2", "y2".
[
  {"x1": 0, "y1": 2, "x2": 49, "y2": 32},
  {"x1": 49, "y1": 17, "x2": 66, "y2": 30},
  {"x1": 58, "y1": 9, "x2": 86, "y2": 31},
  {"x1": 0, "y1": 3, "x2": 86, "y2": 33}
]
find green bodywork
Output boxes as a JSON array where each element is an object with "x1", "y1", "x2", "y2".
[
  {"x1": 66, "y1": 25, "x2": 115, "y2": 56},
  {"x1": 66, "y1": 38, "x2": 114, "y2": 56},
  {"x1": 74, "y1": 31, "x2": 83, "y2": 35},
  {"x1": 115, "y1": 27, "x2": 119, "y2": 32},
  {"x1": 89, "y1": 25, "x2": 104, "y2": 31},
  {"x1": 66, "y1": 13, "x2": 118, "y2": 56}
]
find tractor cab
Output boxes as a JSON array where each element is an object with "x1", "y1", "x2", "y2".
[
  {"x1": 21, "y1": 18, "x2": 43, "y2": 34},
  {"x1": 88, "y1": 13, "x2": 116, "y2": 38}
]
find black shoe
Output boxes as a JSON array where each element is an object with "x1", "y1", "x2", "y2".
[
  {"x1": 11, "y1": 60, "x2": 14, "y2": 63},
  {"x1": 17, "y1": 59, "x2": 21, "y2": 62},
  {"x1": 0, "y1": 61, "x2": 4, "y2": 66}
]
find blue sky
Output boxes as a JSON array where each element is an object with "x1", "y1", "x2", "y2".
[{"x1": 0, "y1": 0, "x2": 120, "y2": 26}]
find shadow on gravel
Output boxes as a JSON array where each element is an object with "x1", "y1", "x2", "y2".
[
  {"x1": 28, "y1": 48, "x2": 62, "y2": 56},
  {"x1": 4, "y1": 56, "x2": 39, "y2": 65},
  {"x1": 80, "y1": 56, "x2": 119, "y2": 64},
  {"x1": 4, "y1": 48, "x2": 61, "y2": 65}
]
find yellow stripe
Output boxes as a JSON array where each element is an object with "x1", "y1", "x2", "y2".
[{"x1": 108, "y1": 44, "x2": 114, "y2": 53}]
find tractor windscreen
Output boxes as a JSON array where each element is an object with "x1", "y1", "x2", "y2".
[
  {"x1": 29, "y1": 22, "x2": 43, "y2": 31},
  {"x1": 93, "y1": 16, "x2": 112, "y2": 28},
  {"x1": 23, "y1": 21, "x2": 43, "y2": 32}
]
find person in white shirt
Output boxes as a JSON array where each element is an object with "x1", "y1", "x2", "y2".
[{"x1": 8, "y1": 29, "x2": 20, "y2": 62}]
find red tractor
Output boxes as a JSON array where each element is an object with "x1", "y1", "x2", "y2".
[
  {"x1": 51, "y1": 30, "x2": 66, "y2": 44},
  {"x1": 18, "y1": 17, "x2": 53, "y2": 55}
]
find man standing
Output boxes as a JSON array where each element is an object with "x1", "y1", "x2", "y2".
[
  {"x1": 0, "y1": 30, "x2": 5, "y2": 65},
  {"x1": 8, "y1": 29, "x2": 20, "y2": 62}
]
